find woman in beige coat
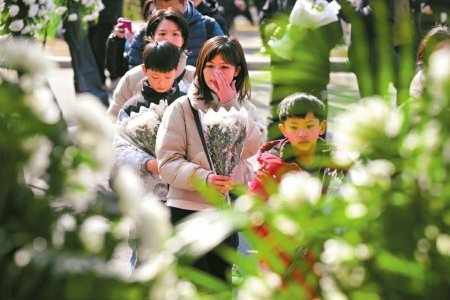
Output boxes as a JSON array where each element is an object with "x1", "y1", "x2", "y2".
[{"x1": 156, "y1": 36, "x2": 264, "y2": 281}]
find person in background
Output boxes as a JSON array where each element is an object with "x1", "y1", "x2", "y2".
[
  {"x1": 156, "y1": 36, "x2": 264, "y2": 282},
  {"x1": 105, "y1": 0, "x2": 154, "y2": 86},
  {"x1": 128, "y1": 0, "x2": 224, "y2": 68},
  {"x1": 194, "y1": 0, "x2": 230, "y2": 35},
  {"x1": 218, "y1": 0, "x2": 252, "y2": 32},
  {"x1": 63, "y1": 0, "x2": 123, "y2": 106},
  {"x1": 260, "y1": 0, "x2": 342, "y2": 140},
  {"x1": 417, "y1": 0, "x2": 449, "y2": 37},
  {"x1": 338, "y1": 0, "x2": 395, "y2": 99},
  {"x1": 107, "y1": 8, "x2": 193, "y2": 117}
]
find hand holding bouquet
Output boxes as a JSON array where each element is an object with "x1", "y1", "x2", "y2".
[
  {"x1": 202, "y1": 107, "x2": 248, "y2": 176},
  {"x1": 120, "y1": 100, "x2": 168, "y2": 157},
  {"x1": 202, "y1": 107, "x2": 248, "y2": 203}
]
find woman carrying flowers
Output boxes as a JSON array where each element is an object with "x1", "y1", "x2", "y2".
[{"x1": 155, "y1": 36, "x2": 264, "y2": 282}]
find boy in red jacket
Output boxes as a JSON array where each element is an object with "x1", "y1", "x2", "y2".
[
  {"x1": 249, "y1": 92, "x2": 343, "y2": 298},
  {"x1": 250, "y1": 92, "x2": 339, "y2": 200}
]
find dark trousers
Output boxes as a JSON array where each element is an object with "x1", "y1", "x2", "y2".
[
  {"x1": 88, "y1": 0, "x2": 123, "y2": 84},
  {"x1": 63, "y1": 18, "x2": 109, "y2": 106},
  {"x1": 169, "y1": 206, "x2": 238, "y2": 282}
]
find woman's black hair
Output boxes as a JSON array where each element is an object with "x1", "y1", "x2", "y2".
[
  {"x1": 144, "y1": 8, "x2": 190, "y2": 51},
  {"x1": 142, "y1": 41, "x2": 180, "y2": 72}
]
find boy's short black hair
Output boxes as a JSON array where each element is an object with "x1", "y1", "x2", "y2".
[
  {"x1": 278, "y1": 92, "x2": 326, "y2": 122},
  {"x1": 142, "y1": 41, "x2": 180, "y2": 73}
]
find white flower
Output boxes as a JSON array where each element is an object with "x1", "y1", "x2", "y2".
[
  {"x1": 79, "y1": 215, "x2": 111, "y2": 254},
  {"x1": 167, "y1": 210, "x2": 240, "y2": 258},
  {"x1": 21, "y1": 25, "x2": 32, "y2": 35},
  {"x1": 428, "y1": 47, "x2": 450, "y2": 107},
  {"x1": 422, "y1": 120, "x2": 441, "y2": 151},
  {"x1": 436, "y1": 234, "x2": 450, "y2": 256},
  {"x1": 9, "y1": 19, "x2": 25, "y2": 32},
  {"x1": 55, "y1": 6, "x2": 67, "y2": 15},
  {"x1": 28, "y1": 4, "x2": 39, "y2": 17},
  {"x1": 27, "y1": 86, "x2": 61, "y2": 124},
  {"x1": 273, "y1": 215, "x2": 298, "y2": 235},
  {"x1": 24, "y1": 0, "x2": 36, "y2": 5},
  {"x1": 9, "y1": 5, "x2": 20, "y2": 17},
  {"x1": 21, "y1": 136, "x2": 53, "y2": 185},
  {"x1": 321, "y1": 239, "x2": 354, "y2": 265},
  {"x1": 135, "y1": 198, "x2": 172, "y2": 261},
  {"x1": 67, "y1": 13, "x2": 78, "y2": 21},
  {"x1": 334, "y1": 97, "x2": 403, "y2": 156},
  {"x1": 277, "y1": 171, "x2": 322, "y2": 206},
  {"x1": 82, "y1": 12, "x2": 99, "y2": 22},
  {"x1": 112, "y1": 166, "x2": 145, "y2": 217},
  {"x1": 345, "y1": 203, "x2": 367, "y2": 219},
  {"x1": 290, "y1": 0, "x2": 340, "y2": 29},
  {"x1": 58, "y1": 214, "x2": 77, "y2": 232},
  {"x1": 64, "y1": 94, "x2": 115, "y2": 172},
  {"x1": 14, "y1": 249, "x2": 32, "y2": 267},
  {"x1": 237, "y1": 276, "x2": 274, "y2": 300},
  {"x1": 0, "y1": 38, "x2": 56, "y2": 77},
  {"x1": 39, "y1": 0, "x2": 48, "y2": 4},
  {"x1": 349, "y1": 159, "x2": 395, "y2": 189}
]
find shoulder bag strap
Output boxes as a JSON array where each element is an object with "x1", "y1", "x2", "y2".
[{"x1": 187, "y1": 98, "x2": 214, "y2": 171}]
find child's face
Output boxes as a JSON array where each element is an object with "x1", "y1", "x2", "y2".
[
  {"x1": 142, "y1": 67, "x2": 178, "y2": 93},
  {"x1": 278, "y1": 112, "x2": 326, "y2": 153},
  {"x1": 203, "y1": 54, "x2": 240, "y2": 92},
  {"x1": 153, "y1": 19, "x2": 184, "y2": 49}
]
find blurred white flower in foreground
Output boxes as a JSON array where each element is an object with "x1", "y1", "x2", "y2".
[
  {"x1": 60, "y1": 95, "x2": 114, "y2": 210},
  {"x1": 26, "y1": 86, "x2": 61, "y2": 124},
  {"x1": 64, "y1": 94, "x2": 115, "y2": 171},
  {"x1": 80, "y1": 215, "x2": 111, "y2": 254},
  {"x1": 237, "y1": 273, "x2": 280, "y2": 300},
  {"x1": 167, "y1": 210, "x2": 242, "y2": 258},
  {"x1": 0, "y1": 38, "x2": 56, "y2": 80},
  {"x1": 349, "y1": 159, "x2": 395, "y2": 189},
  {"x1": 321, "y1": 239, "x2": 354, "y2": 265},
  {"x1": 276, "y1": 171, "x2": 322, "y2": 207},
  {"x1": 21, "y1": 136, "x2": 53, "y2": 190},
  {"x1": 428, "y1": 46, "x2": 450, "y2": 110},
  {"x1": 334, "y1": 97, "x2": 403, "y2": 157}
]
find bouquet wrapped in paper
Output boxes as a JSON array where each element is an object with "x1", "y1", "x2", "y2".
[
  {"x1": 201, "y1": 107, "x2": 248, "y2": 177},
  {"x1": 268, "y1": 0, "x2": 340, "y2": 60},
  {"x1": 289, "y1": 0, "x2": 341, "y2": 29},
  {"x1": 119, "y1": 100, "x2": 168, "y2": 157}
]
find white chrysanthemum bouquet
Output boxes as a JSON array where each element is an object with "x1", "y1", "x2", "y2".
[
  {"x1": 268, "y1": 0, "x2": 341, "y2": 60},
  {"x1": 120, "y1": 100, "x2": 168, "y2": 157},
  {"x1": 289, "y1": 0, "x2": 340, "y2": 29},
  {"x1": 201, "y1": 107, "x2": 248, "y2": 177}
]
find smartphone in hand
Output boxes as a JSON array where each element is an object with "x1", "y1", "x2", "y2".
[{"x1": 118, "y1": 17, "x2": 132, "y2": 33}]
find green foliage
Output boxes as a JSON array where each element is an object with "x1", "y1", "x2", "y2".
[{"x1": 123, "y1": 0, "x2": 144, "y2": 20}]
